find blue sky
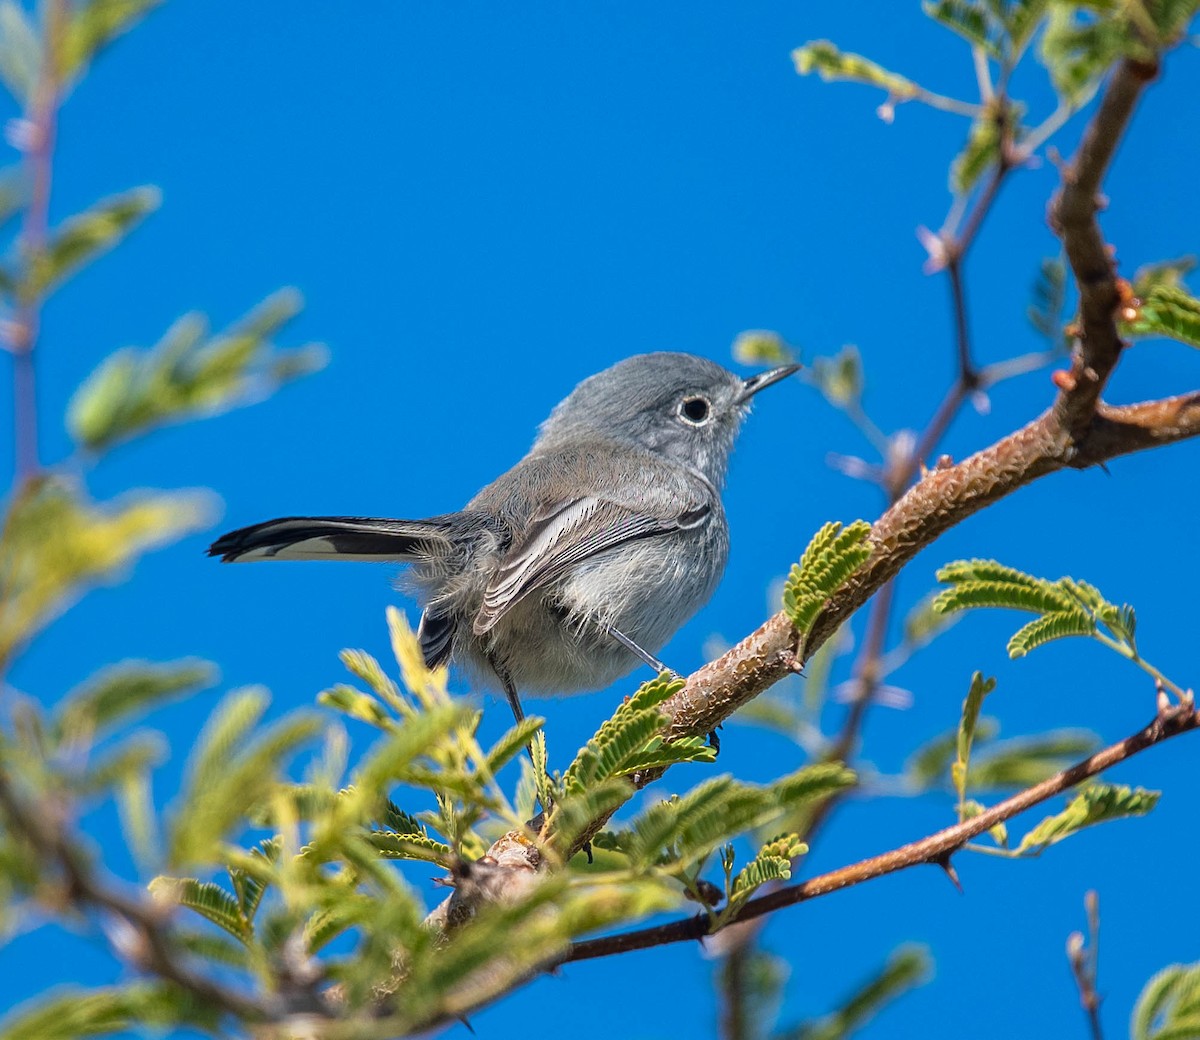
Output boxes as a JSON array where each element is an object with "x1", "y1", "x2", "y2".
[{"x1": 3, "y1": 3, "x2": 1199, "y2": 1037}]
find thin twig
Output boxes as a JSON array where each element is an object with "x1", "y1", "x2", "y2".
[
  {"x1": 566, "y1": 701, "x2": 1198, "y2": 963},
  {"x1": 8, "y1": 0, "x2": 65, "y2": 479},
  {"x1": 1067, "y1": 890, "x2": 1105, "y2": 1040}
]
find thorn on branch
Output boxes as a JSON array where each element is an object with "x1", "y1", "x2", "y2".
[{"x1": 932, "y1": 852, "x2": 963, "y2": 894}]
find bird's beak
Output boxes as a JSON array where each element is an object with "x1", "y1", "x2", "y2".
[{"x1": 736, "y1": 363, "x2": 801, "y2": 404}]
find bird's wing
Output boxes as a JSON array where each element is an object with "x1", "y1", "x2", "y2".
[{"x1": 472, "y1": 495, "x2": 710, "y2": 635}]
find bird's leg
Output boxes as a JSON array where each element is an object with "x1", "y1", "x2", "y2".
[
  {"x1": 488, "y1": 653, "x2": 555, "y2": 828},
  {"x1": 487, "y1": 653, "x2": 525, "y2": 724},
  {"x1": 602, "y1": 623, "x2": 680, "y2": 679}
]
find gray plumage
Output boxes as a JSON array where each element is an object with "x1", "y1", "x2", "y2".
[{"x1": 209, "y1": 352, "x2": 797, "y2": 720}]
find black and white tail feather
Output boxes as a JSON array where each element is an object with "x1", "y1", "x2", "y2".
[
  {"x1": 208, "y1": 515, "x2": 467, "y2": 672},
  {"x1": 208, "y1": 515, "x2": 459, "y2": 564}
]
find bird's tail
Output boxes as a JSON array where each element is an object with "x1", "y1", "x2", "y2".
[{"x1": 208, "y1": 515, "x2": 461, "y2": 563}]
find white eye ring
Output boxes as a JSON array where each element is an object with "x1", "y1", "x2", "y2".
[{"x1": 678, "y1": 395, "x2": 712, "y2": 426}]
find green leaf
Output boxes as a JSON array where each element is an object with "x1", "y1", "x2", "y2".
[
  {"x1": 785, "y1": 944, "x2": 932, "y2": 1040},
  {"x1": 728, "y1": 832, "x2": 806, "y2": 909},
  {"x1": 352, "y1": 703, "x2": 467, "y2": 807},
  {"x1": 792, "y1": 40, "x2": 920, "y2": 100},
  {"x1": 616, "y1": 733, "x2": 716, "y2": 774},
  {"x1": 1007, "y1": 610, "x2": 1097, "y2": 657},
  {"x1": 952, "y1": 672, "x2": 996, "y2": 803},
  {"x1": 226, "y1": 837, "x2": 279, "y2": 924},
  {"x1": 782, "y1": 520, "x2": 873, "y2": 636},
  {"x1": 55, "y1": 658, "x2": 215, "y2": 739},
  {"x1": 1015, "y1": 782, "x2": 1160, "y2": 855},
  {"x1": 623, "y1": 764, "x2": 853, "y2": 873},
  {"x1": 317, "y1": 683, "x2": 391, "y2": 728},
  {"x1": 950, "y1": 109, "x2": 1002, "y2": 193},
  {"x1": 732, "y1": 330, "x2": 795, "y2": 367},
  {"x1": 18, "y1": 188, "x2": 160, "y2": 304},
  {"x1": 561, "y1": 671, "x2": 685, "y2": 793},
  {"x1": 1131, "y1": 256, "x2": 1196, "y2": 299},
  {"x1": 902, "y1": 590, "x2": 958, "y2": 649},
  {"x1": 0, "y1": 478, "x2": 213, "y2": 666},
  {"x1": 0, "y1": 1, "x2": 38, "y2": 105},
  {"x1": 906, "y1": 721, "x2": 995, "y2": 790},
  {"x1": 1127, "y1": 284, "x2": 1200, "y2": 349},
  {"x1": 1028, "y1": 255, "x2": 1068, "y2": 343},
  {"x1": 968, "y1": 729, "x2": 1100, "y2": 790},
  {"x1": 924, "y1": 0, "x2": 998, "y2": 55},
  {"x1": 1038, "y1": 6, "x2": 1128, "y2": 107},
  {"x1": 148, "y1": 875, "x2": 250, "y2": 942},
  {"x1": 934, "y1": 558, "x2": 1150, "y2": 665},
  {"x1": 169, "y1": 689, "x2": 321, "y2": 867},
  {"x1": 68, "y1": 292, "x2": 325, "y2": 453},
  {"x1": 1132, "y1": 963, "x2": 1200, "y2": 1040},
  {"x1": 365, "y1": 829, "x2": 453, "y2": 866},
  {"x1": 1003, "y1": 0, "x2": 1051, "y2": 53},
  {"x1": 484, "y1": 715, "x2": 545, "y2": 775},
  {"x1": 935, "y1": 558, "x2": 1084, "y2": 616},
  {"x1": 808, "y1": 345, "x2": 864, "y2": 408},
  {"x1": 340, "y1": 647, "x2": 405, "y2": 713},
  {"x1": 0, "y1": 983, "x2": 217, "y2": 1040},
  {"x1": 59, "y1": 0, "x2": 163, "y2": 81}
]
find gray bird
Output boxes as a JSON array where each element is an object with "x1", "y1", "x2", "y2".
[{"x1": 209, "y1": 352, "x2": 797, "y2": 722}]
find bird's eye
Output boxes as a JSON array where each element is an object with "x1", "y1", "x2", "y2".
[{"x1": 678, "y1": 395, "x2": 712, "y2": 426}]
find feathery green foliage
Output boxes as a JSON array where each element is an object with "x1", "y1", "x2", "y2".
[
  {"x1": 791, "y1": 40, "x2": 920, "y2": 101},
  {"x1": 965, "y1": 729, "x2": 1100, "y2": 790},
  {"x1": 733, "y1": 329, "x2": 795, "y2": 367},
  {"x1": 1132, "y1": 962, "x2": 1200, "y2": 1040},
  {"x1": 0, "y1": 983, "x2": 216, "y2": 1040},
  {"x1": 560, "y1": 671, "x2": 713, "y2": 802},
  {"x1": 168, "y1": 688, "x2": 321, "y2": 867},
  {"x1": 1028, "y1": 254, "x2": 1069, "y2": 344},
  {"x1": 782, "y1": 944, "x2": 932, "y2": 1040},
  {"x1": 952, "y1": 671, "x2": 995, "y2": 805},
  {"x1": 148, "y1": 876, "x2": 250, "y2": 943},
  {"x1": 807, "y1": 345, "x2": 864, "y2": 409},
  {"x1": 1015, "y1": 782, "x2": 1161, "y2": 855},
  {"x1": 617, "y1": 764, "x2": 853, "y2": 876},
  {"x1": 1126, "y1": 283, "x2": 1200, "y2": 349},
  {"x1": 15, "y1": 187, "x2": 159, "y2": 304},
  {"x1": 783, "y1": 520, "x2": 873, "y2": 637},
  {"x1": 950, "y1": 98, "x2": 1016, "y2": 192},
  {"x1": 725, "y1": 833, "x2": 807, "y2": 915},
  {"x1": 935, "y1": 558, "x2": 1143, "y2": 659},
  {"x1": 0, "y1": 477, "x2": 213, "y2": 667},
  {"x1": 68, "y1": 293, "x2": 326, "y2": 453},
  {"x1": 0, "y1": 1, "x2": 38, "y2": 105},
  {"x1": 59, "y1": 0, "x2": 165, "y2": 82},
  {"x1": 54, "y1": 659, "x2": 215, "y2": 740}
]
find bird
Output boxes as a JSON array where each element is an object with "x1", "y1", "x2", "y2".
[{"x1": 209, "y1": 352, "x2": 797, "y2": 723}]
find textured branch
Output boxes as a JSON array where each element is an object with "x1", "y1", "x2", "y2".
[
  {"x1": 566, "y1": 699, "x2": 1199, "y2": 963},
  {"x1": 651, "y1": 53, "x2": 1167, "y2": 770},
  {"x1": 1049, "y1": 57, "x2": 1158, "y2": 432}
]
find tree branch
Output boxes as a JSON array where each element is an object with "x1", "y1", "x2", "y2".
[
  {"x1": 566, "y1": 699, "x2": 1199, "y2": 963},
  {"x1": 0, "y1": 775, "x2": 274, "y2": 1024},
  {"x1": 644, "y1": 52, "x2": 1168, "y2": 787},
  {"x1": 1050, "y1": 57, "x2": 1158, "y2": 432},
  {"x1": 7, "y1": 0, "x2": 65, "y2": 479}
]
